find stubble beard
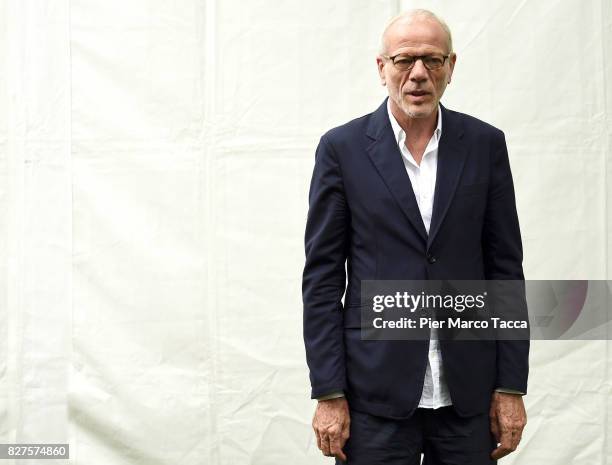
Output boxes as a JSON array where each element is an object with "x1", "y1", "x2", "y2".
[{"x1": 399, "y1": 94, "x2": 435, "y2": 119}]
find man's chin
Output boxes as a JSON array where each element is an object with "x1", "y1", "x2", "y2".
[{"x1": 401, "y1": 102, "x2": 436, "y2": 119}]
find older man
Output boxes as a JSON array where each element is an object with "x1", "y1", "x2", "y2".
[{"x1": 302, "y1": 9, "x2": 528, "y2": 465}]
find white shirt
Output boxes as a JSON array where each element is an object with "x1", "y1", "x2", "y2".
[{"x1": 387, "y1": 99, "x2": 452, "y2": 409}]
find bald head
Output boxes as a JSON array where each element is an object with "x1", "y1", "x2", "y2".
[{"x1": 380, "y1": 9, "x2": 453, "y2": 55}]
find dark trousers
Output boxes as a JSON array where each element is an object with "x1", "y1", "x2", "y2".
[{"x1": 336, "y1": 406, "x2": 497, "y2": 465}]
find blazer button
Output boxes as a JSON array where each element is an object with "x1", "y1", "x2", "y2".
[{"x1": 427, "y1": 254, "x2": 436, "y2": 264}]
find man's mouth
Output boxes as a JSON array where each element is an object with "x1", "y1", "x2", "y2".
[{"x1": 407, "y1": 90, "x2": 430, "y2": 96}]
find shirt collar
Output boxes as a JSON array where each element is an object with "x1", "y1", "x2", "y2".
[{"x1": 386, "y1": 98, "x2": 443, "y2": 147}]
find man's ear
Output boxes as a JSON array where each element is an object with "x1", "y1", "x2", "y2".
[
  {"x1": 447, "y1": 52, "x2": 457, "y2": 84},
  {"x1": 376, "y1": 57, "x2": 386, "y2": 86}
]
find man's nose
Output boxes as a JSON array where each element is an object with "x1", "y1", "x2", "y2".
[{"x1": 409, "y1": 59, "x2": 428, "y2": 82}]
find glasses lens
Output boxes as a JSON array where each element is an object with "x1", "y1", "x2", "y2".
[
  {"x1": 392, "y1": 55, "x2": 415, "y2": 71},
  {"x1": 423, "y1": 56, "x2": 445, "y2": 70}
]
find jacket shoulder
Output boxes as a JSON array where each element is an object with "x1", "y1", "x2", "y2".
[{"x1": 319, "y1": 111, "x2": 373, "y2": 146}]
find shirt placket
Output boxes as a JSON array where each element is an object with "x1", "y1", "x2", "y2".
[{"x1": 419, "y1": 153, "x2": 434, "y2": 233}]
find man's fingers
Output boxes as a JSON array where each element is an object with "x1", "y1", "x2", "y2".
[
  {"x1": 510, "y1": 432, "x2": 522, "y2": 451},
  {"x1": 491, "y1": 418, "x2": 525, "y2": 459},
  {"x1": 509, "y1": 425, "x2": 524, "y2": 450},
  {"x1": 342, "y1": 422, "x2": 351, "y2": 441},
  {"x1": 327, "y1": 425, "x2": 345, "y2": 458},
  {"x1": 491, "y1": 443, "x2": 512, "y2": 460},
  {"x1": 489, "y1": 415, "x2": 500, "y2": 442},
  {"x1": 491, "y1": 430, "x2": 514, "y2": 460},
  {"x1": 320, "y1": 434, "x2": 332, "y2": 456},
  {"x1": 491, "y1": 444, "x2": 512, "y2": 460},
  {"x1": 314, "y1": 428, "x2": 322, "y2": 451},
  {"x1": 334, "y1": 416, "x2": 351, "y2": 460},
  {"x1": 330, "y1": 436, "x2": 347, "y2": 462}
]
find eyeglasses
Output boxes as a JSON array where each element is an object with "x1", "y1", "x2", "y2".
[{"x1": 382, "y1": 53, "x2": 450, "y2": 71}]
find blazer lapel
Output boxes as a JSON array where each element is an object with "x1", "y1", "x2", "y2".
[
  {"x1": 365, "y1": 99, "x2": 428, "y2": 242},
  {"x1": 427, "y1": 104, "x2": 468, "y2": 249}
]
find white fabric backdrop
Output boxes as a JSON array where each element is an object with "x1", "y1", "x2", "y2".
[{"x1": 1, "y1": 0, "x2": 611, "y2": 464}]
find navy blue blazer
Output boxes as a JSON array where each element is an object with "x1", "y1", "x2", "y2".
[{"x1": 302, "y1": 98, "x2": 529, "y2": 419}]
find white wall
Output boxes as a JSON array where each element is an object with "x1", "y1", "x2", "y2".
[{"x1": 1, "y1": 0, "x2": 611, "y2": 463}]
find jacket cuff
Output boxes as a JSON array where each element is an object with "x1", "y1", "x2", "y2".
[
  {"x1": 316, "y1": 391, "x2": 345, "y2": 401},
  {"x1": 495, "y1": 387, "x2": 525, "y2": 395}
]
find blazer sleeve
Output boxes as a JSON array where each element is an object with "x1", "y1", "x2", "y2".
[
  {"x1": 482, "y1": 131, "x2": 530, "y2": 394},
  {"x1": 302, "y1": 135, "x2": 349, "y2": 399}
]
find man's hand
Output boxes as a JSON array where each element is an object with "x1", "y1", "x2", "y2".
[
  {"x1": 312, "y1": 397, "x2": 350, "y2": 461},
  {"x1": 490, "y1": 391, "x2": 527, "y2": 460}
]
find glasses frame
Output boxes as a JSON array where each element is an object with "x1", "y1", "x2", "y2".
[{"x1": 381, "y1": 53, "x2": 450, "y2": 71}]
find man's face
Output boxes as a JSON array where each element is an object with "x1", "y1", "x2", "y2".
[{"x1": 377, "y1": 17, "x2": 456, "y2": 120}]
